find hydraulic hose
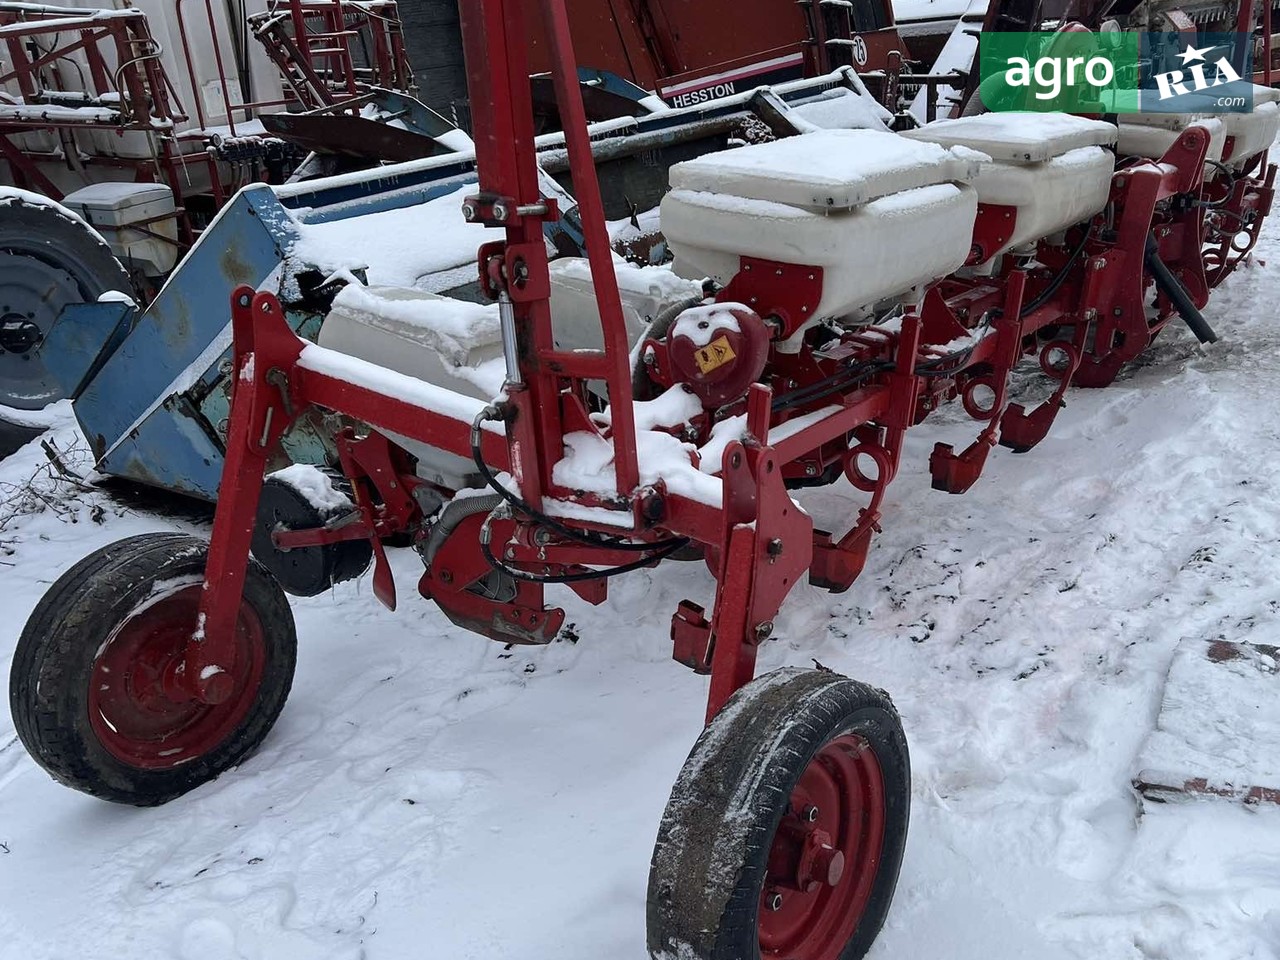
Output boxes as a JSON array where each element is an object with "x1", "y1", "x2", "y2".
[
  {"x1": 1144, "y1": 234, "x2": 1218, "y2": 344},
  {"x1": 421, "y1": 493, "x2": 503, "y2": 564}
]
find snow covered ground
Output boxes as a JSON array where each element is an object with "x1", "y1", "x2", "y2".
[{"x1": 2, "y1": 226, "x2": 1279, "y2": 959}]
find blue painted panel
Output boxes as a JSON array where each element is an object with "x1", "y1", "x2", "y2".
[
  {"x1": 96, "y1": 394, "x2": 227, "y2": 502},
  {"x1": 40, "y1": 300, "x2": 135, "y2": 400},
  {"x1": 73, "y1": 187, "x2": 298, "y2": 461}
]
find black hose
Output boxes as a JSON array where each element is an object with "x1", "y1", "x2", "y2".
[
  {"x1": 1145, "y1": 234, "x2": 1218, "y2": 344},
  {"x1": 1021, "y1": 226, "x2": 1092, "y2": 318},
  {"x1": 422, "y1": 492, "x2": 503, "y2": 564},
  {"x1": 631, "y1": 295, "x2": 704, "y2": 401}
]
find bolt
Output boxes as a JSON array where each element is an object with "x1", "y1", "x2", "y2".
[
  {"x1": 804, "y1": 463, "x2": 818, "y2": 476},
  {"x1": 492, "y1": 201, "x2": 509, "y2": 221},
  {"x1": 461, "y1": 202, "x2": 477, "y2": 222},
  {"x1": 767, "y1": 539, "x2": 783, "y2": 558},
  {"x1": 754, "y1": 621, "x2": 775, "y2": 643},
  {"x1": 1113, "y1": 307, "x2": 1123, "y2": 317},
  {"x1": 765, "y1": 892, "x2": 784, "y2": 911},
  {"x1": 775, "y1": 268, "x2": 783, "y2": 276},
  {"x1": 744, "y1": 263, "x2": 753, "y2": 271}
]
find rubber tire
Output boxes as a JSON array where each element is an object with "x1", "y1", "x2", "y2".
[
  {"x1": 647, "y1": 667, "x2": 911, "y2": 960},
  {"x1": 0, "y1": 196, "x2": 134, "y2": 409},
  {"x1": 9, "y1": 533, "x2": 297, "y2": 806}
]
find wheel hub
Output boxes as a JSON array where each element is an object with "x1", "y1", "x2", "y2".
[
  {"x1": 0, "y1": 313, "x2": 41, "y2": 355},
  {"x1": 768, "y1": 812, "x2": 846, "y2": 893},
  {"x1": 88, "y1": 584, "x2": 265, "y2": 769},
  {"x1": 758, "y1": 734, "x2": 887, "y2": 960}
]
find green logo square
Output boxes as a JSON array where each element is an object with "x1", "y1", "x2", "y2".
[{"x1": 979, "y1": 31, "x2": 1141, "y2": 113}]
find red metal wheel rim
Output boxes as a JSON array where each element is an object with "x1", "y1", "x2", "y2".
[
  {"x1": 88, "y1": 584, "x2": 266, "y2": 769},
  {"x1": 758, "y1": 733, "x2": 886, "y2": 960}
]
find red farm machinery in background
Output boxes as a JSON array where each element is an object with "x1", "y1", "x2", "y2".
[
  {"x1": 0, "y1": 0, "x2": 414, "y2": 238},
  {"x1": 250, "y1": 0, "x2": 413, "y2": 111},
  {"x1": 525, "y1": 0, "x2": 913, "y2": 107}
]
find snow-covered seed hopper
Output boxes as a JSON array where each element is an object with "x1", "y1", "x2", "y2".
[
  {"x1": 33, "y1": 68, "x2": 893, "y2": 499},
  {"x1": 5, "y1": 1, "x2": 1280, "y2": 959}
]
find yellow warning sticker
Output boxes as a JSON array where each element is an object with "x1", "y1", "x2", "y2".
[{"x1": 694, "y1": 336, "x2": 736, "y2": 375}]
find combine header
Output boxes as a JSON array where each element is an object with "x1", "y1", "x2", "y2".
[{"x1": 6, "y1": 1, "x2": 1280, "y2": 959}]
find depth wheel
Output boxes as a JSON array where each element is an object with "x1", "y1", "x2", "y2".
[
  {"x1": 647, "y1": 667, "x2": 910, "y2": 960},
  {"x1": 252, "y1": 466, "x2": 372, "y2": 597},
  {"x1": 9, "y1": 533, "x2": 296, "y2": 805}
]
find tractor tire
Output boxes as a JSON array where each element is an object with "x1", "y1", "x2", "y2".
[
  {"x1": 647, "y1": 667, "x2": 910, "y2": 960},
  {"x1": 10, "y1": 533, "x2": 296, "y2": 805},
  {"x1": 0, "y1": 194, "x2": 133, "y2": 410}
]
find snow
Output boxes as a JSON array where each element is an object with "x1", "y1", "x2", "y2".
[
  {"x1": 697, "y1": 414, "x2": 748, "y2": 475},
  {"x1": 288, "y1": 185, "x2": 501, "y2": 288},
  {"x1": 1137, "y1": 639, "x2": 1280, "y2": 791},
  {"x1": 904, "y1": 113, "x2": 1118, "y2": 163},
  {"x1": 97, "y1": 289, "x2": 138, "y2": 308},
  {"x1": 892, "y1": 0, "x2": 977, "y2": 23},
  {"x1": 297, "y1": 342, "x2": 501, "y2": 431},
  {"x1": 555, "y1": 253, "x2": 702, "y2": 307},
  {"x1": 0, "y1": 185, "x2": 94, "y2": 230},
  {"x1": 787, "y1": 87, "x2": 892, "y2": 132},
  {"x1": 329, "y1": 284, "x2": 500, "y2": 365},
  {"x1": 270, "y1": 464, "x2": 352, "y2": 515},
  {"x1": 0, "y1": 398, "x2": 74, "y2": 431},
  {"x1": 596, "y1": 385, "x2": 704, "y2": 433},
  {"x1": 3, "y1": 154, "x2": 1280, "y2": 960},
  {"x1": 908, "y1": 0, "x2": 988, "y2": 122},
  {"x1": 196, "y1": 120, "x2": 268, "y2": 140},
  {"x1": 670, "y1": 302, "x2": 743, "y2": 348},
  {"x1": 552, "y1": 428, "x2": 723, "y2": 507},
  {"x1": 670, "y1": 128, "x2": 981, "y2": 209}
]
